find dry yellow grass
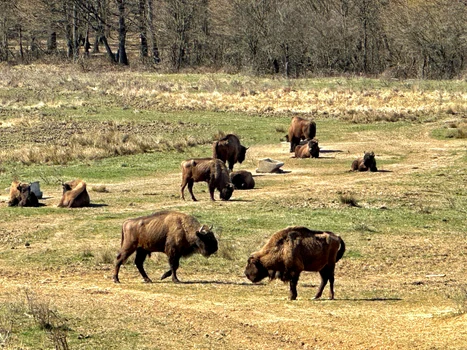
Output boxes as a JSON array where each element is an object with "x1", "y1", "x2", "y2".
[{"x1": 1, "y1": 64, "x2": 467, "y2": 349}]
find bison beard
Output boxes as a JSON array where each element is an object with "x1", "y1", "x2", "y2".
[
  {"x1": 113, "y1": 211, "x2": 218, "y2": 284},
  {"x1": 244, "y1": 226, "x2": 345, "y2": 300}
]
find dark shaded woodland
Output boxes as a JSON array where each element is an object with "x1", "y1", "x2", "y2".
[{"x1": 0, "y1": 0, "x2": 466, "y2": 79}]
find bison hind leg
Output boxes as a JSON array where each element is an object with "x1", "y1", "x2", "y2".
[{"x1": 160, "y1": 270, "x2": 172, "y2": 280}]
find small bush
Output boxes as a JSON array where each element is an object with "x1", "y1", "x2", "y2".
[
  {"x1": 339, "y1": 193, "x2": 359, "y2": 207},
  {"x1": 447, "y1": 287, "x2": 467, "y2": 315}
]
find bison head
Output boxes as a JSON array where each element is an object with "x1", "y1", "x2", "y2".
[
  {"x1": 17, "y1": 183, "x2": 32, "y2": 207},
  {"x1": 62, "y1": 182, "x2": 73, "y2": 193},
  {"x1": 220, "y1": 183, "x2": 234, "y2": 200},
  {"x1": 195, "y1": 225, "x2": 218, "y2": 257},
  {"x1": 244, "y1": 255, "x2": 269, "y2": 283},
  {"x1": 238, "y1": 146, "x2": 248, "y2": 164},
  {"x1": 363, "y1": 151, "x2": 377, "y2": 170},
  {"x1": 309, "y1": 139, "x2": 320, "y2": 158}
]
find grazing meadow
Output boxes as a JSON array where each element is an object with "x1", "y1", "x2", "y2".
[{"x1": 0, "y1": 63, "x2": 466, "y2": 349}]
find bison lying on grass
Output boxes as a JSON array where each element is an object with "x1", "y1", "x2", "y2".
[
  {"x1": 181, "y1": 158, "x2": 234, "y2": 201},
  {"x1": 288, "y1": 116, "x2": 316, "y2": 153},
  {"x1": 351, "y1": 151, "x2": 378, "y2": 172},
  {"x1": 113, "y1": 211, "x2": 218, "y2": 283},
  {"x1": 8, "y1": 181, "x2": 39, "y2": 207},
  {"x1": 212, "y1": 134, "x2": 248, "y2": 171},
  {"x1": 230, "y1": 170, "x2": 255, "y2": 190},
  {"x1": 58, "y1": 179, "x2": 90, "y2": 208},
  {"x1": 294, "y1": 139, "x2": 319, "y2": 158},
  {"x1": 245, "y1": 226, "x2": 345, "y2": 300}
]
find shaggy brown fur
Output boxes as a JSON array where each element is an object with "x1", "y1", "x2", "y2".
[
  {"x1": 294, "y1": 139, "x2": 320, "y2": 158},
  {"x1": 58, "y1": 179, "x2": 90, "y2": 208},
  {"x1": 181, "y1": 158, "x2": 234, "y2": 201},
  {"x1": 351, "y1": 151, "x2": 378, "y2": 172},
  {"x1": 212, "y1": 134, "x2": 248, "y2": 171},
  {"x1": 8, "y1": 181, "x2": 39, "y2": 207},
  {"x1": 230, "y1": 170, "x2": 255, "y2": 190},
  {"x1": 245, "y1": 226, "x2": 345, "y2": 300},
  {"x1": 288, "y1": 116, "x2": 317, "y2": 152},
  {"x1": 113, "y1": 211, "x2": 218, "y2": 283}
]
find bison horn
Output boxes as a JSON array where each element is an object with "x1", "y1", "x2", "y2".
[{"x1": 209, "y1": 225, "x2": 213, "y2": 231}]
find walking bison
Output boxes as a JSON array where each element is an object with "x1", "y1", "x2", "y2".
[
  {"x1": 8, "y1": 181, "x2": 39, "y2": 207},
  {"x1": 294, "y1": 139, "x2": 320, "y2": 158},
  {"x1": 351, "y1": 151, "x2": 378, "y2": 172},
  {"x1": 113, "y1": 211, "x2": 218, "y2": 283},
  {"x1": 230, "y1": 170, "x2": 255, "y2": 190},
  {"x1": 181, "y1": 158, "x2": 234, "y2": 201},
  {"x1": 245, "y1": 226, "x2": 345, "y2": 300},
  {"x1": 288, "y1": 116, "x2": 316, "y2": 153},
  {"x1": 212, "y1": 134, "x2": 248, "y2": 171},
  {"x1": 58, "y1": 179, "x2": 90, "y2": 208}
]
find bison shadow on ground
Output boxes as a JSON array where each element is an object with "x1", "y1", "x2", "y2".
[{"x1": 160, "y1": 279, "x2": 262, "y2": 286}]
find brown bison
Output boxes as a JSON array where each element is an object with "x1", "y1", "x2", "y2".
[
  {"x1": 244, "y1": 226, "x2": 345, "y2": 300},
  {"x1": 351, "y1": 151, "x2": 378, "y2": 172},
  {"x1": 58, "y1": 179, "x2": 90, "y2": 208},
  {"x1": 8, "y1": 181, "x2": 39, "y2": 207},
  {"x1": 294, "y1": 139, "x2": 320, "y2": 158},
  {"x1": 230, "y1": 170, "x2": 255, "y2": 190},
  {"x1": 212, "y1": 134, "x2": 248, "y2": 171},
  {"x1": 288, "y1": 116, "x2": 317, "y2": 152},
  {"x1": 113, "y1": 211, "x2": 218, "y2": 283},
  {"x1": 181, "y1": 158, "x2": 234, "y2": 201}
]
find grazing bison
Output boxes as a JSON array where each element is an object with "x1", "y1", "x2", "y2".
[
  {"x1": 294, "y1": 139, "x2": 320, "y2": 158},
  {"x1": 351, "y1": 151, "x2": 378, "y2": 172},
  {"x1": 58, "y1": 179, "x2": 90, "y2": 208},
  {"x1": 8, "y1": 181, "x2": 39, "y2": 207},
  {"x1": 288, "y1": 116, "x2": 316, "y2": 152},
  {"x1": 244, "y1": 226, "x2": 345, "y2": 300},
  {"x1": 181, "y1": 158, "x2": 234, "y2": 201},
  {"x1": 113, "y1": 211, "x2": 218, "y2": 283},
  {"x1": 212, "y1": 134, "x2": 248, "y2": 171},
  {"x1": 230, "y1": 170, "x2": 255, "y2": 190}
]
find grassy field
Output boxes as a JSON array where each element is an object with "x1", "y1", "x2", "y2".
[{"x1": 0, "y1": 63, "x2": 466, "y2": 349}]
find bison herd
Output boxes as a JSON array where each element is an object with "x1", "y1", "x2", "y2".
[{"x1": 6, "y1": 116, "x2": 383, "y2": 301}]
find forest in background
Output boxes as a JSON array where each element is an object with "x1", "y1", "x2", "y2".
[{"x1": 0, "y1": 0, "x2": 466, "y2": 79}]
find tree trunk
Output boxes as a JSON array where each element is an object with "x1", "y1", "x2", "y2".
[
  {"x1": 72, "y1": 2, "x2": 79, "y2": 59},
  {"x1": 116, "y1": 0, "x2": 128, "y2": 65},
  {"x1": 139, "y1": 0, "x2": 148, "y2": 58},
  {"x1": 146, "y1": 0, "x2": 160, "y2": 63},
  {"x1": 47, "y1": 31, "x2": 57, "y2": 53}
]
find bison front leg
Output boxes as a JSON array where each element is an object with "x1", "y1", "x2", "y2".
[
  {"x1": 135, "y1": 248, "x2": 152, "y2": 283},
  {"x1": 161, "y1": 255, "x2": 181, "y2": 283},
  {"x1": 208, "y1": 184, "x2": 216, "y2": 201},
  {"x1": 289, "y1": 273, "x2": 300, "y2": 300},
  {"x1": 113, "y1": 246, "x2": 137, "y2": 283}
]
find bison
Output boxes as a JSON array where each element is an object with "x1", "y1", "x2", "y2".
[
  {"x1": 181, "y1": 158, "x2": 234, "y2": 201},
  {"x1": 113, "y1": 210, "x2": 218, "y2": 283},
  {"x1": 57, "y1": 179, "x2": 90, "y2": 208},
  {"x1": 288, "y1": 116, "x2": 317, "y2": 153},
  {"x1": 230, "y1": 170, "x2": 255, "y2": 190},
  {"x1": 8, "y1": 181, "x2": 39, "y2": 207},
  {"x1": 351, "y1": 151, "x2": 378, "y2": 172},
  {"x1": 294, "y1": 139, "x2": 320, "y2": 158},
  {"x1": 244, "y1": 226, "x2": 345, "y2": 300},
  {"x1": 212, "y1": 134, "x2": 248, "y2": 171}
]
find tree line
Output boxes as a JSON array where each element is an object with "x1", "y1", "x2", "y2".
[{"x1": 0, "y1": 0, "x2": 466, "y2": 79}]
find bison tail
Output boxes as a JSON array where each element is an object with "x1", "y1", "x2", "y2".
[{"x1": 336, "y1": 237, "x2": 346, "y2": 262}]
